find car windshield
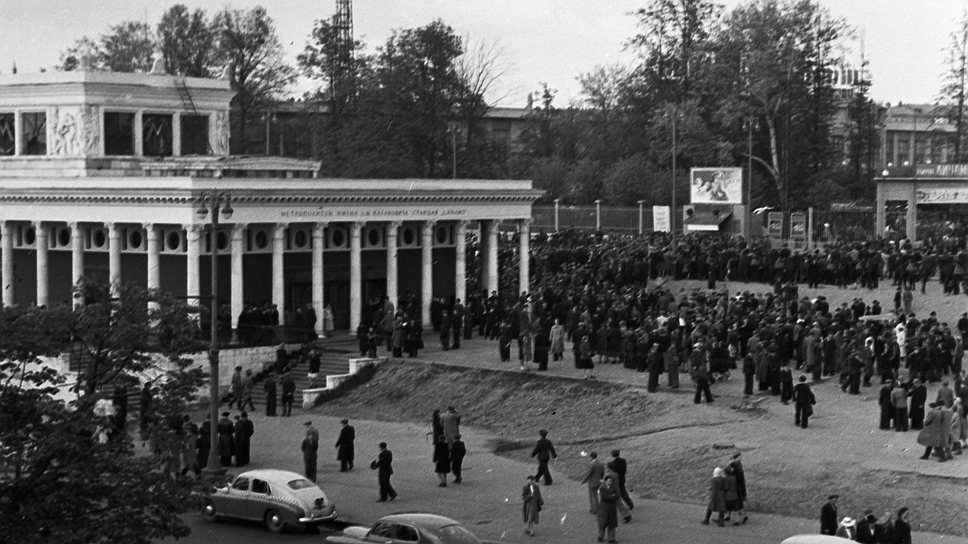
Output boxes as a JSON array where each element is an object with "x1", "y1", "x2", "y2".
[
  {"x1": 438, "y1": 525, "x2": 482, "y2": 544},
  {"x1": 287, "y1": 478, "x2": 317, "y2": 490}
]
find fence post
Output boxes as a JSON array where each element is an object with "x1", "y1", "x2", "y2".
[
  {"x1": 807, "y1": 207, "x2": 814, "y2": 250},
  {"x1": 595, "y1": 200, "x2": 601, "y2": 231},
  {"x1": 637, "y1": 200, "x2": 644, "y2": 235},
  {"x1": 554, "y1": 198, "x2": 560, "y2": 233}
]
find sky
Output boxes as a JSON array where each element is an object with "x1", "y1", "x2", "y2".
[{"x1": 0, "y1": 0, "x2": 963, "y2": 107}]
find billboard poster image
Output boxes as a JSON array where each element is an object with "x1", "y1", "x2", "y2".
[{"x1": 690, "y1": 167, "x2": 743, "y2": 204}]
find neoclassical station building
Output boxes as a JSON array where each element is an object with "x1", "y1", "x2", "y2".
[{"x1": 0, "y1": 65, "x2": 541, "y2": 336}]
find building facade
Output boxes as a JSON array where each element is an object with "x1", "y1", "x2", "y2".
[{"x1": 0, "y1": 66, "x2": 541, "y2": 337}]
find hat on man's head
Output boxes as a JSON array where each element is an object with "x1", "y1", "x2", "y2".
[
  {"x1": 221, "y1": 411, "x2": 229, "y2": 417},
  {"x1": 304, "y1": 421, "x2": 313, "y2": 426},
  {"x1": 828, "y1": 494, "x2": 839, "y2": 500},
  {"x1": 841, "y1": 517, "x2": 856, "y2": 527},
  {"x1": 341, "y1": 419, "x2": 349, "y2": 424}
]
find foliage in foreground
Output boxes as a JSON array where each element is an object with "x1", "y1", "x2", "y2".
[{"x1": 0, "y1": 280, "x2": 209, "y2": 544}]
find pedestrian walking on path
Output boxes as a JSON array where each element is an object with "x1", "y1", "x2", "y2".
[
  {"x1": 335, "y1": 418, "x2": 355, "y2": 471},
  {"x1": 531, "y1": 429, "x2": 557, "y2": 485},
  {"x1": 596, "y1": 475, "x2": 619, "y2": 543},
  {"x1": 522, "y1": 475, "x2": 543, "y2": 537},
  {"x1": 820, "y1": 494, "x2": 839, "y2": 535},
  {"x1": 371, "y1": 442, "x2": 398, "y2": 502},
  {"x1": 450, "y1": 434, "x2": 466, "y2": 484},
  {"x1": 433, "y1": 434, "x2": 450, "y2": 487},
  {"x1": 580, "y1": 451, "x2": 604, "y2": 515},
  {"x1": 263, "y1": 373, "x2": 277, "y2": 416},
  {"x1": 793, "y1": 376, "x2": 816, "y2": 428},
  {"x1": 302, "y1": 421, "x2": 319, "y2": 481},
  {"x1": 702, "y1": 467, "x2": 726, "y2": 527},
  {"x1": 281, "y1": 371, "x2": 295, "y2": 417}
]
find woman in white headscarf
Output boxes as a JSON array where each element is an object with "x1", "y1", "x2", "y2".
[{"x1": 701, "y1": 467, "x2": 726, "y2": 526}]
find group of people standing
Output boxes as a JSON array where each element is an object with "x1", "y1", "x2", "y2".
[
  {"x1": 430, "y1": 407, "x2": 467, "y2": 486},
  {"x1": 702, "y1": 453, "x2": 748, "y2": 527},
  {"x1": 821, "y1": 495, "x2": 912, "y2": 543}
]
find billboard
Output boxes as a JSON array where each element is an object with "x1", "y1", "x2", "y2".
[
  {"x1": 690, "y1": 167, "x2": 743, "y2": 204},
  {"x1": 652, "y1": 205, "x2": 671, "y2": 232}
]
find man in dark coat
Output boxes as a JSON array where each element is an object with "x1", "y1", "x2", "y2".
[
  {"x1": 197, "y1": 413, "x2": 211, "y2": 470},
  {"x1": 531, "y1": 429, "x2": 557, "y2": 485},
  {"x1": 450, "y1": 434, "x2": 466, "y2": 484},
  {"x1": 909, "y1": 378, "x2": 927, "y2": 429},
  {"x1": 234, "y1": 412, "x2": 254, "y2": 466},
  {"x1": 856, "y1": 510, "x2": 879, "y2": 543},
  {"x1": 820, "y1": 494, "x2": 839, "y2": 535},
  {"x1": 335, "y1": 419, "x2": 355, "y2": 471},
  {"x1": 607, "y1": 449, "x2": 634, "y2": 520},
  {"x1": 216, "y1": 411, "x2": 234, "y2": 467},
  {"x1": 728, "y1": 452, "x2": 748, "y2": 506},
  {"x1": 793, "y1": 375, "x2": 817, "y2": 428},
  {"x1": 302, "y1": 421, "x2": 319, "y2": 481},
  {"x1": 263, "y1": 373, "x2": 277, "y2": 417},
  {"x1": 281, "y1": 371, "x2": 296, "y2": 417},
  {"x1": 371, "y1": 442, "x2": 397, "y2": 501},
  {"x1": 879, "y1": 380, "x2": 895, "y2": 430}
]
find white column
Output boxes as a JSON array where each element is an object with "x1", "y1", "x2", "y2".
[
  {"x1": 487, "y1": 220, "x2": 500, "y2": 296},
  {"x1": 518, "y1": 218, "x2": 531, "y2": 298},
  {"x1": 1, "y1": 221, "x2": 13, "y2": 306},
  {"x1": 455, "y1": 220, "x2": 467, "y2": 304},
  {"x1": 107, "y1": 222, "x2": 121, "y2": 297},
  {"x1": 421, "y1": 221, "x2": 434, "y2": 328},
  {"x1": 70, "y1": 222, "x2": 84, "y2": 309},
  {"x1": 172, "y1": 111, "x2": 182, "y2": 156},
  {"x1": 13, "y1": 111, "x2": 22, "y2": 156},
  {"x1": 386, "y1": 222, "x2": 400, "y2": 306},
  {"x1": 230, "y1": 224, "x2": 245, "y2": 336},
  {"x1": 69, "y1": 222, "x2": 84, "y2": 287},
  {"x1": 349, "y1": 222, "x2": 363, "y2": 334},
  {"x1": 145, "y1": 224, "x2": 160, "y2": 310},
  {"x1": 185, "y1": 225, "x2": 201, "y2": 307},
  {"x1": 312, "y1": 223, "x2": 326, "y2": 338},
  {"x1": 134, "y1": 110, "x2": 144, "y2": 156},
  {"x1": 271, "y1": 223, "x2": 286, "y2": 325},
  {"x1": 35, "y1": 222, "x2": 49, "y2": 306}
]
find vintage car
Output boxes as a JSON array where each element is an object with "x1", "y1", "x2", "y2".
[
  {"x1": 325, "y1": 513, "x2": 497, "y2": 544},
  {"x1": 202, "y1": 469, "x2": 337, "y2": 533}
]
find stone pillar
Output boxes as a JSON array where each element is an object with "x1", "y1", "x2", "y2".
[
  {"x1": 386, "y1": 221, "x2": 400, "y2": 306},
  {"x1": 107, "y1": 223, "x2": 121, "y2": 297},
  {"x1": 230, "y1": 224, "x2": 245, "y2": 338},
  {"x1": 185, "y1": 225, "x2": 201, "y2": 307},
  {"x1": 518, "y1": 218, "x2": 531, "y2": 299},
  {"x1": 172, "y1": 111, "x2": 182, "y2": 156},
  {"x1": 312, "y1": 223, "x2": 326, "y2": 338},
  {"x1": 145, "y1": 224, "x2": 160, "y2": 310},
  {"x1": 272, "y1": 223, "x2": 286, "y2": 325},
  {"x1": 421, "y1": 221, "x2": 434, "y2": 328},
  {"x1": 35, "y1": 222, "x2": 49, "y2": 306},
  {"x1": 1, "y1": 221, "x2": 13, "y2": 306},
  {"x1": 134, "y1": 110, "x2": 144, "y2": 156},
  {"x1": 455, "y1": 220, "x2": 467, "y2": 304},
  {"x1": 487, "y1": 220, "x2": 500, "y2": 296},
  {"x1": 349, "y1": 222, "x2": 363, "y2": 334},
  {"x1": 70, "y1": 222, "x2": 84, "y2": 304}
]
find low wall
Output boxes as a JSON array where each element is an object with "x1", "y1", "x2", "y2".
[{"x1": 302, "y1": 357, "x2": 385, "y2": 409}]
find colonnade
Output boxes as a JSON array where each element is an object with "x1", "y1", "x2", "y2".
[{"x1": 0, "y1": 218, "x2": 532, "y2": 336}]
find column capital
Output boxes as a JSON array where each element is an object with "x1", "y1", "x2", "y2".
[
  {"x1": 456, "y1": 219, "x2": 469, "y2": 229},
  {"x1": 387, "y1": 220, "x2": 403, "y2": 230},
  {"x1": 184, "y1": 224, "x2": 202, "y2": 238},
  {"x1": 231, "y1": 223, "x2": 246, "y2": 240},
  {"x1": 273, "y1": 223, "x2": 287, "y2": 239},
  {"x1": 143, "y1": 222, "x2": 155, "y2": 231},
  {"x1": 312, "y1": 222, "x2": 327, "y2": 237},
  {"x1": 422, "y1": 219, "x2": 437, "y2": 229},
  {"x1": 519, "y1": 218, "x2": 533, "y2": 227},
  {"x1": 33, "y1": 220, "x2": 46, "y2": 230},
  {"x1": 350, "y1": 221, "x2": 364, "y2": 232},
  {"x1": 68, "y1": 221, "x2": 82, "y2": 231}
]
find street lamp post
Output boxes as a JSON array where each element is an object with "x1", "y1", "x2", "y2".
[
  {"x1": 744, "y1": 116, "x2": 759, "y2": 244},
  {"x1": 671, "y1": 105, "x2": 678, "y2": 249},
  {"x1": 197, "y1": 191, "x2": 233, "y2": 474}
]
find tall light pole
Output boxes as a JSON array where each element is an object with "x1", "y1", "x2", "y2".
[
  {"x1": 196, "y1": 191, "x2": 233, "y2": 474},
  {"x1": 671, "y1": 105, "x2": 678, "y2": 249},
  {"x1": 744, "y1": 116, "x2": 759, "y2": 244}
]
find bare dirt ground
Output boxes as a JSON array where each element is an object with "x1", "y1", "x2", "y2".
[{"x1": 317, "y1": 279, "x2": 968, "y2": 537}]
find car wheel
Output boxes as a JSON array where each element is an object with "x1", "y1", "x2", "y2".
[
  {"x1": 201, "y1": 500, "x2": 218, "y2": 522},
  {"x1": 264, "y1": 509, "x2": 286, "y2": 533}
]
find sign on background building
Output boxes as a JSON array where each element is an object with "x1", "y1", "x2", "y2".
[
  {"x1": 652, "y1": 205, "x2": 671, "y2": 232},
  {"x1": 767, "y1": 211, "x2": 784, "y2": 240},
  {"x1": 915, "y1": 188, "x2": 968, "y2": 204},
  {"x1": 690, "y1": 167, "x2": 743, "y2": 204},
  {"x1": 790, "y1": 212, "x2": 806, "y2": 240}
]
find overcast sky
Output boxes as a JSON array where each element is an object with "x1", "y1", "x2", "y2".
[{"x1": 0, "y1": 0, "x2": 962, "y2": 107}]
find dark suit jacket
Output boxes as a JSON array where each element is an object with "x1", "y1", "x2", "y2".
[
  {"x1": 820, "y1": 502, "x2": 838, "y2": 534},
  {"x1": 856, "y1": 517, "x2": 878, "y2": 543},
  {"x1": 793, "y1": 382, "x2": 816, "y2": 407},
  {"x1": 606, "y1": 457, "x2": 628, "y2": 488},
  {"x1": 372, "y1": 449, "x2": 393, "y2": 476},
  {"x1": 531, "y1": 437, "x2": 557, "y2": 460}
]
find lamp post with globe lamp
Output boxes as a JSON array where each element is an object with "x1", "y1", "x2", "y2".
[{"x1": 196, "y1": 190, "x2": 233, "y2": 473}]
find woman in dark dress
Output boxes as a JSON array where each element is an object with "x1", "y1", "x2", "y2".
[
  {"x1": 894, "y1": 507, "x2": 912, "y2": 544},
  {"x1": 433, "y1": 434, "x2": 451, "y2": 487},
  {"x1": 597, "y1": 475, "x2": 619, "y2": 543}
]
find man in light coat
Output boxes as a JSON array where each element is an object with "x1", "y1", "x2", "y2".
[{"x1": 580, "y1": 451, "x2": 605, "y2": 515}]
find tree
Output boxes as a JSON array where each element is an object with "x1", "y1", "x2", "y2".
[
  {"x1": 59, "y1": 20, "x2": 154, "y2": 73},
  {"x1": 158, "y1": 4, "x2": 218, "y2": 78},
  {"x1": 214, "y1": 6, "x2": 294, "y2": 153},
  {"x1": 939, "y1": 8, "x2": 968, "y2": 162},
  {"x1": 0, "y1": 280, "x2": 207, "y2": 544}
]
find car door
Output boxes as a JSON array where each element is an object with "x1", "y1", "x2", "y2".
[
  {"x1": 366, "y1": 522, "x2": 395, "y2": 543},
  {"x1": 247, "y1": 478, "x2": 273, "y2": 520},
  {"x1": 219, "y1": 476, "x2": 250, "y2": 519}
]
